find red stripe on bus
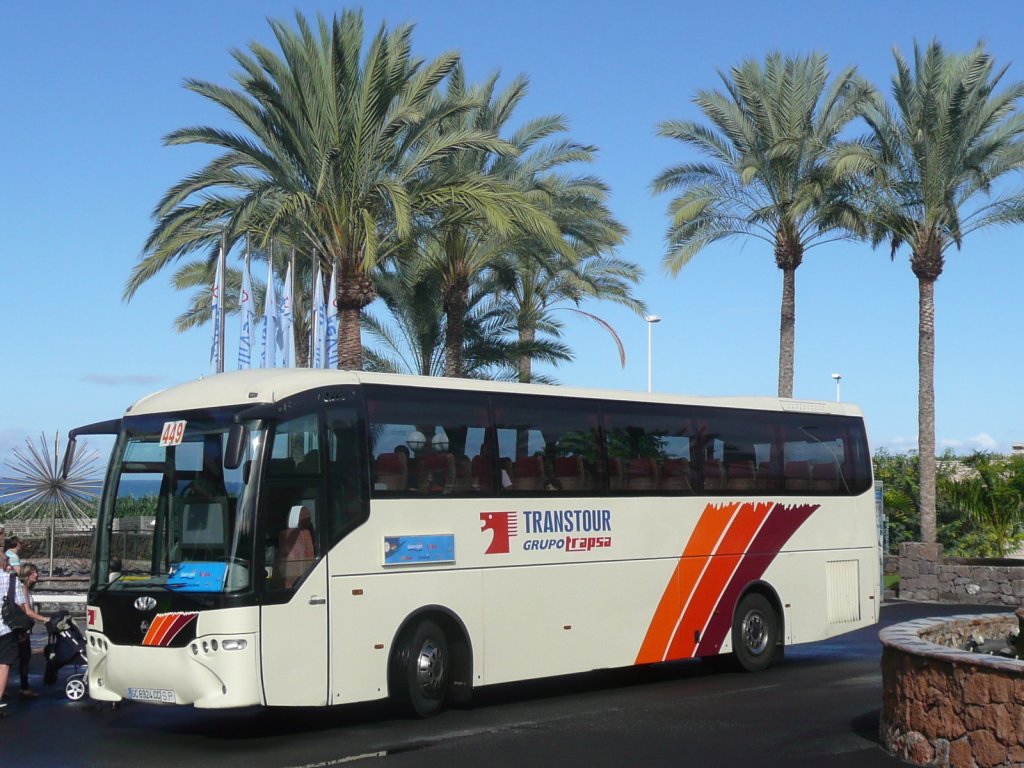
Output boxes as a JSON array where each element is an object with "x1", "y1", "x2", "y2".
[
  {"x1": 635, "y1": 502, "x2": 737, "y2": 664},
  {"x1": 154, "y1": 612, "x2": 198, "y2": 646},
  {"x1": 664, "y1": 501, "x2": 773, "y2": 660},
  {"x1": 143, "y1": 612, "x2": 198, "y2": 647},
  {"x1": 694, "y1": 503, "x2": 819, "y2": 657}
]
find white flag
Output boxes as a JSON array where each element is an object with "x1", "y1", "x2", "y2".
[
  {"x1": 261, "y1": 259, "x2": 278, "y2": 368},
  {"x1": 280, "y1": 261, "x2": 296, "y2": 368},
  {"x1": 326, "y1": 264, "x2": 338, "y2": 369},
  {"x1": 238, "y1": 256, "x2": 255, "y2": 370},
  {"x1": 311, "y1": 265, "x2": 325, "y2": 368},
  {"x1": 210, "y1": 243, "x2": 226, "y2": 374}
]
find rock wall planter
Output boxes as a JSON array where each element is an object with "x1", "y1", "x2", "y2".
[{"x1": 880, "y1": 613, "x2": 1024, "y2": 767}]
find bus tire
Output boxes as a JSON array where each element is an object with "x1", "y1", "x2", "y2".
[
  {"x1": 731, "y1": 593, "x2": 778, "y2": 673},
  {"x1": 390, "y1": 619, "x2": 449, "y2": 718}
]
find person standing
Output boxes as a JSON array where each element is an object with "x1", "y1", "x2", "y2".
[
  {"x1": 14, "y1": 563, "x2": 47, "y2": 699},
  {"x1": 0, "y1": 566, "x2": 29, "y2": 711},
  {"x1": 4, "y1": 537, "x2": 22, "y2": 576}
]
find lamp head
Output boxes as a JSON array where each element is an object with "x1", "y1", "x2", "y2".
[
  {"x1": 406, "y1": 430, "x2": 426, "y2": 452},
  {"x1": 645, "y1": 315, "x2": 661, "y2": 324},
  {"x1": 831, "y1": 373, "x2": 842, "y2": 381}
]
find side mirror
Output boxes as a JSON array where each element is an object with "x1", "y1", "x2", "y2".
[
  {"x1": 60, "y1": 438, "x2": 77, "y2": 479},
  {"x1": 63, "y1": 418, "x2": 121, "y2": 478},
  {"x1": 224, "y1": 423, "x2": 249, "y2": 470}
]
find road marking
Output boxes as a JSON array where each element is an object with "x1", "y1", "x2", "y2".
[{"x1": 284, "y1": 752, "x2": 387, "y2": 767}]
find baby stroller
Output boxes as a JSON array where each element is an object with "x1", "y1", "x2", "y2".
[{"x1": 43, "y1": 611, "x2": 89, "y2": 701}]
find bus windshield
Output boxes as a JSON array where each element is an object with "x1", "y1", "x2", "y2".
[{"x1": 94, "y1": 408, "x2": 262, "y2": 594}]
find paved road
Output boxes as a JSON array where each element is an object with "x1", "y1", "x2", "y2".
[{"x1": 3, "y1": 601, "x2": 1012, "y2": 767}]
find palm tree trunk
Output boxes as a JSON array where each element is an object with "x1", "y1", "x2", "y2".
[
  {"x1": 777, "y1": 266, "x2": 796, "y2": 398},
  {"x1": 918, "y1": 276, "x2": 937, "y2": 544},
  {"x1": 443, "y1": 278, "x2": 469, "y2": 378},
  {"x1": 518, "y1": 327, "x2": 535, "y2": 384},
  {"x1": 338, "y1": 306, "x2": 363, "y2": 370},
  {"x1": 335, "y1": 264, "x2": 376, "y2": 371}
]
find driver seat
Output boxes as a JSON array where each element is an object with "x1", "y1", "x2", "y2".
[{"x1": 274, "y1": 505, "x2": 315, "y2": 588}]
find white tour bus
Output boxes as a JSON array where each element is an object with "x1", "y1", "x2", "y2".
[{"x1": 69, "y1": 369, "x2": 878, "y2": 715}]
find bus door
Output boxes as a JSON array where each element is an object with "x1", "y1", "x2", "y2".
[{"x1": 259, "y1": 411, "x2": 330, "y2": 706}]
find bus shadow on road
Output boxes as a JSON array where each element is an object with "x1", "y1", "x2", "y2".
[{"x1": 75, "y1": 658, "x2": 728, "y2": 739}]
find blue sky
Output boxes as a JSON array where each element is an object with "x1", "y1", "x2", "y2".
[{"x1": 3, "y1": 0, "x2": 1024, "y2": 472}]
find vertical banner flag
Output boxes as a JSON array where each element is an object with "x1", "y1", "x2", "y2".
[
  {"x1": 280, "y1": 257, "x2": 296, "y2": 368},
  {"x1": 261, "y1": 256, "x2": 278, "y2": 368},
  {"x1": 210, "y1": 238, "x2": 227, "y2": 374},
  {"x1": 311, "y1": 263, "x2": 325, "y2": 368},
  {"x1": 326, "y1": 263, "x2": 338, "y2": 369},
  {"x1": 238, "y1": 249, "x2": 255, "y2": 370}
]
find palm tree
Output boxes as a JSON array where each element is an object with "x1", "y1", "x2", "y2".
[
  {"x1": 941, "y1": 452, "x2": 1024, "y2": 558},
  {"x1": 414, "y1": 67, "x2": 583, "y2": 377},
  {"x1": 363, "y1": 267, "x2": 564, "y2": 379},
  {"x1": 125, "y1": 9, "x2": 528, "y2": 369},
  {"x1": 488, "y1": 145, "x2": 637, "y2": 383},
  {"x1": 498, "y1": 252, "x2": 643, "y2": 383},
  {"x1": 838, "y1": 41, "x2": 1024, "y2": 544},
  {"x1": 652, "y1": 52, "x2": 873, "y2": 397}
]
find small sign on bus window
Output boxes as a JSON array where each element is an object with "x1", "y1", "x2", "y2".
[{"x1": 160, "y1": 420, "x2": 187, "y2": 447}]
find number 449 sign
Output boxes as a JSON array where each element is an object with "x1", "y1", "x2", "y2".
[{"x1": 160, "y1": 420, "x2": 188, "y2": 447}]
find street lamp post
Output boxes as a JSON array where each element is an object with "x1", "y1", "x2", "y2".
[
  {"x1": 646, "y1": 315, "x2": 661, "y2": 393},
  {"x1": 832, "y1": 372, "x2": 842, "y2": 403}
]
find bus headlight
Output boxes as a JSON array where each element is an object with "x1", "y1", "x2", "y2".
[{"x1": 221, "y1": 639, "x2": 247, "y2": 651}]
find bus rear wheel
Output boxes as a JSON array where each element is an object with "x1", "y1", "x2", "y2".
[
  {"x1": 390, "y1": 620, "x2": 449, "y2": 718},
  {"x1": 731, "y1": 593, "x2": 778, "y2": 673}
]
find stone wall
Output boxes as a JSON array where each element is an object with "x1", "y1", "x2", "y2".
[
  {"x1": 880, "y1": 614, "x2": 1024, "y2": 768},
  {"x1": 899, "y1": 543, "x2": 1024, "y2": 606}
]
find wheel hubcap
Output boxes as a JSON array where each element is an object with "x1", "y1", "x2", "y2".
[
  {"x1": 742, "y1": 610, "x2": 769, "y2": 657},
  {"x1": 416, "y1": 639, "x2": 446, "y2": 696}
]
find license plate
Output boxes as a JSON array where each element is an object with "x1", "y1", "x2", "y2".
[{"x1": 127, "y1": 687, "x2": 176, "y2": 703}]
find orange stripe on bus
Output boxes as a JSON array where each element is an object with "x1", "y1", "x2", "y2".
[
  {"x1": 142, "y1": 614, "x2": 173, "y2": 646},
  {"x1": 635, "y1": 502, "x2": 738, "y2": 664},
  {"x1": 153, "y1": 614, "x2": 183, "y2": 646},
  {"x1": 664, "y1": 501, "x2": 773, "y2": 660}
]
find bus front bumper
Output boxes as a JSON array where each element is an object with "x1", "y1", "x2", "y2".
[{"x1": 87, "y1": 632, "x2": 261, "y2": 708}]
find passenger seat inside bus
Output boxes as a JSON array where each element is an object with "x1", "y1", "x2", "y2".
[
  {"x1": 784, "y1": 461, "x2": 813, "y2": 491},
  {"x1": 607, "y1": 457, "x2": 624, "y2": 490},
  {"x1": 553, "y1": 455, "x2": 585, "y2": 490},
  {"x1": 811, "y1": 462, "x2": 840, "y2": 491},
  {"x1": 725, "y1": 460, "x2": 757, "y2": 491},
  {"x1": 703, "y1": 459, "x2": 725, "y2": 490},
  {"x1": 511, "y1": 456, "x2": 544, "y2": 491},
  {"x1": 374, "y1": 452, "x2": 408, "y2": 491},
  {"x1": 626, "y1": 457, "x2": 659, "y2": 490},
  {"x1": 417, "y1": 452, "x2": 455, "y2": 493},
  {"x1": 660, "y1": 459, "x2": 692, "y2": 491}
]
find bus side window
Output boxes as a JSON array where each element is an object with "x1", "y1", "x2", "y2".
[
  {"x1": 493, "y1": 394, "x2": 600, "y2": 494},
  {"x1": 601, "y1": 402, "x2": 698, "y2": 495},
  {"x1": 363, "y1": 384, "x2": 491, "y2": 499}
]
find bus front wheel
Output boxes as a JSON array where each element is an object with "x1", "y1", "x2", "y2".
[
  {"x1": 731, "y1": 593, "x2": 778, "y2": 673},
  {"x1": 390, "y1": 620, "x2": 449, "y2": 718}
]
